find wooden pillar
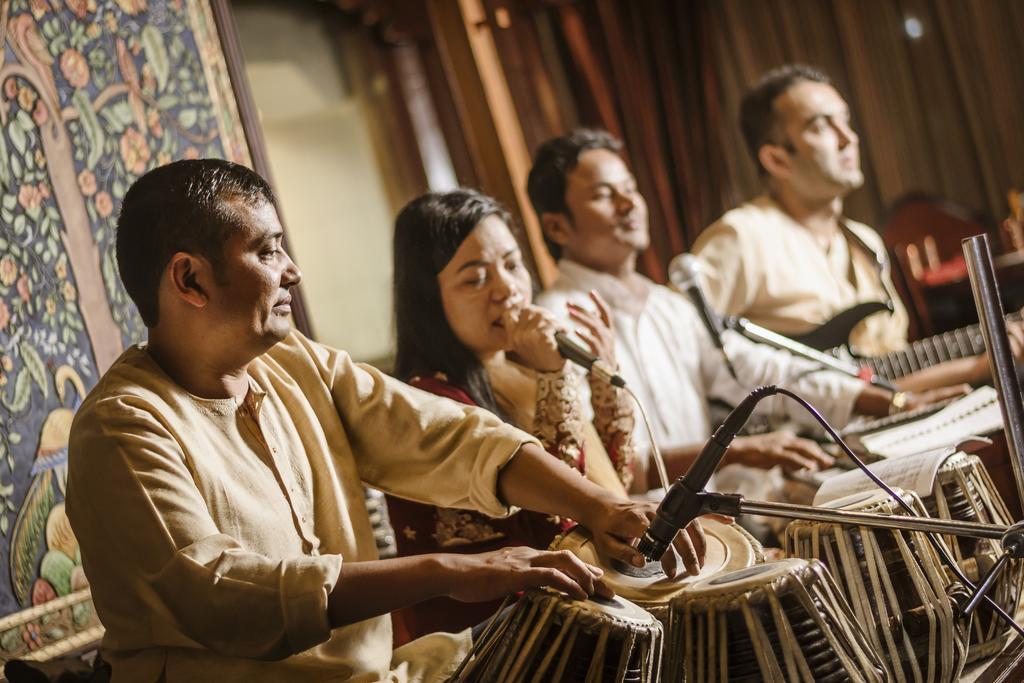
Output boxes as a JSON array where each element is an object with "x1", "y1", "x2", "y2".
[{"x1": 426, "y1": 0, "x2": 558, "y2": 287}]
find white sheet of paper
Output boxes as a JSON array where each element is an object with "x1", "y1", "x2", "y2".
[{"x1": 813, "y1": 447, "x2": 958, "y2": 505}]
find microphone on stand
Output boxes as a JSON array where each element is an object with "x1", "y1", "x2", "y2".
[
  {"x1": 668, "y1": 254, "x2": 738, "y2": 381},
  {"x1": 554, "y1": 332, "x2": 627, "y2": 388},
  {"x1": 637, "y1": 385, "x2": 778, "y2": 560}
]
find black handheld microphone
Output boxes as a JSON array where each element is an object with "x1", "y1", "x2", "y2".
[
  {"x1": 554, "y1": 332, "x2": 627, "y2": 388},
  {"x1": 637, "y1": 385, "x2": 778, "y2": 561},
  {"x1": 668, "y1": 254, "x2": 738, "y2": 380}
]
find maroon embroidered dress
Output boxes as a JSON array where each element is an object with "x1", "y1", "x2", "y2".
[
  {"x1": 386, "y1": 372, "x2": 583, "y2": 641},
  {"x1": 389, "y1": 358, "x2": 640, "y2": 643}
]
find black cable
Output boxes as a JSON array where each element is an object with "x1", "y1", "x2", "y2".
[{"x1": 774, "y1": 386, "x2": 1024, "y2": 638}]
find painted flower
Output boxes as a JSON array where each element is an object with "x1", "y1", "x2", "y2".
[
  {"x1": 156, "y1": 152, "x2": 171, "y2": 166},
  {"x1": 0, "y1": 257, "x2": 17, "y2": 286},
  {"x1": 65, "y1": 0, "x2": 89, "y2": 19},
  {"x1": 3, "y1": 79, "x2": 18, "y2": 100},
  {"x1": 45, "y1": 297, "x2": 57, "y2": 316},
  {"x1": 77, "y1": 169, "x2": 97, "y2": 196},
  {"x1": 62, "y1": 281, "x2": 77, "y2": 302},
  {"x1": 114, "y1": 0, "x2": 147, "y2": 15},
  {"x1": 183, "y1": 146, "x2": 199, "y2": 160},
  {"x1": 29, "y1": 0, "x2": 49, "y2": 19},
  {"x1": 35, "y1": 150, "x2": 46, "y2": 168},
  {"x1": 18, "y1": 184, "x2": 42, "y2": 211},
  {"x1": 86, "y1": 23, "x2": 101, "y2": 39},
  {"x1": 60, "y1": 49, "x2": 90, "y2": 89},
  {"x1": 32, "y1": 100, "x2": 48, "y2": 126},
  {"x1": 142, "y1": 64, "x2": 156, "y2": 92},
  {"x1": 0, "y1": 374, "x2": 6, "y2": 387},
  {"x1": 21, "y1": 622, "x2": 42, "y2": 651},
  {"x1": 147, "y1": 107, "x2": 162, "y2": 137},
  {"x1": 0, "y1": 300, "x2": 10, "y2": 331},
  {"x1": 104, "y1": 12, "x2": 117, "y2": 32},
  {"x1": 17, "y1": 86, "x2": 36, "y2": 112},
  {"x1": 16, "y1": 275, "x2": 30, "y2": 302},
  {"x1": 38, "y1": 183, "x2": 50, "y2": 200},
  {"x1": 119, "y1": 127, "x2": 150, "y2": 175},
  {"x1": 55, "y1": 258, "x2": 68, "y2": 280},
  {"x1": 1, "y1": 356, "x2": 11, "y2": 372},
  {"x1": 95, "y1": 191, "x2": 113, "y2": 218}
]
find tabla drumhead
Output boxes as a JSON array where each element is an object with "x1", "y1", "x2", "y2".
[
  {"x1": 552, "y1": 518, "x2": 759, "y2": 604},
  {"x1": 536, "y1": 588, "x2": 661, "y2": 627},
  {"x1": 694, "y1": 557, "x2": 808, "y2": 592}
]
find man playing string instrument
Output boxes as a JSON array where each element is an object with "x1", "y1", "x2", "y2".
[{"x1": 693, "y1": 64, "x2": 1024, "y2": 392}]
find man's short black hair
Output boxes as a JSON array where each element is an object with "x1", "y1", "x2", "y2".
[
  {"x1": 740, "y1": 64, "x2": 832, "y2": 175},
  {"x1": 527, "y1": 129, "x2": 623, "y2": 260},
  {"x1": 116, "y1": 159, "x2": 276, "y2": 327}
]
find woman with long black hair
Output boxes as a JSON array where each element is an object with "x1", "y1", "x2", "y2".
[{"x1": 387, "y1": 189, "x2": 636, "y2": 641}]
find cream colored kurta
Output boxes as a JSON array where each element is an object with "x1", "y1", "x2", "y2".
[
  {"x1": 693, "y1": 195, "x2": 910, "y2": 356},
  {"x1": 66, "y1": 331, "x2": 538, "y2": 682}
]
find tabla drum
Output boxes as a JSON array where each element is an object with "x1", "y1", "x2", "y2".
[
  {"x1": 921, "y1": 452, "x2": 1023, "y2": 661},
  {"x1": 550, "y1": 518, "x2": 763, "y2": 625},
  {"x1": 448, "y1": 588, "x2": 663, "y2": 683},
  {"x1": 784, "y1": 489, "x2": 970, "y2": 682},
  {"x1": 665, "y1": 558, "x2": 887, "y2": 682}
]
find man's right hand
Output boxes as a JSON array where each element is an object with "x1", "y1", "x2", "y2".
[
  {"x1": 726, "y1": 431, "x2": 834, "y2": 472},
  {"x1": 442, "y1": 546, "x2": 612, "y2": 603}
]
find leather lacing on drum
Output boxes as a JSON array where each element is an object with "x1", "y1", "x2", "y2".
[
  {"x1": 666, "y1": 560, "x2": 887, "y2": 683},
  {"x1": 921, "y1": 453, "x2": 1024, "y2": 661},
  {"x1": 449, "y1": 589, "x2": 663, "y2": 683},
  {"x1": 786, "y1": 493, "x2": 968, "y2": 682}
]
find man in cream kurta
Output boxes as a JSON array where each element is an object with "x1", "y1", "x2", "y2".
[
  {"x1": 694, "y1": 194, "x2": 910, "y2": 356},
  {"x1": 689, "y1": 65, "x2": 1022, "y2": 393},
  {"x1": 68, "y1": 331, "x2": 527, "y2": 682}
]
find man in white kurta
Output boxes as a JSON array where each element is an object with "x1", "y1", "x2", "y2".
[
  {"x1": 694, "y1": 194, "x2": 910, "y2": 356},
  {"x1": 538, "y1": 259, "x2": 864, "y2": 494}
]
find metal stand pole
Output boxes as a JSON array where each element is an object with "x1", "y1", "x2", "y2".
[
  {"x1": 692, "y1": 491, "x2": 1008, "y2": 540},
  {"x1": 963, "y1": 234, "x2": 1024, "y2": 514}
]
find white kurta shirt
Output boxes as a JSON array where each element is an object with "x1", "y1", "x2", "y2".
[{"x1": 537, "y1": 260, "x2": 865, "y2": 473}]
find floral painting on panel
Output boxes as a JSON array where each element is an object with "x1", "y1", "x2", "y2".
[{"x1": 0, "y1": 0, "x2": 250, "y2": 659}]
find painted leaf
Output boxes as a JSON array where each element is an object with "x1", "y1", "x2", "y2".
[
  {"x1": 178, "y1": 108, "x2": 197, "y2": 129},
  {"x1": 18, "y1": 342, "x2": 48, "y2": 399},
  {"x1": 39, "y1": 549, "x2": 74, "y2": 596},
  {"x1": 72, "y1": 90, "x2": 105, "y2": 168},
  {"x1": 9, "y1": 123, "x2": 26, "y2": 156},
  {"x1": 4, "y1": 370, "x2": 32, "y2": 414},
  {"x1": 141, "y1": 25, "x2": 170, "y2": 91},
  {"x1": 0, "y1": 130, "x2": 11, "y2": 191},
  {"x1": 10, "y1": 472, "x2": 55, "y2": 606}
]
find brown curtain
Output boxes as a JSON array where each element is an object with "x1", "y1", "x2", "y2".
[{"x1": 490, "y1": 0, "x2": 1024, "y2": 282}]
